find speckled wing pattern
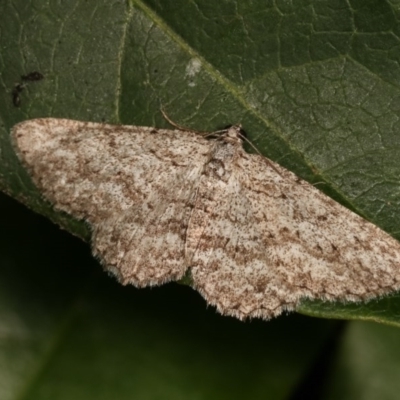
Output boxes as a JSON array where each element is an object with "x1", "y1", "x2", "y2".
[
  {"x1": 12, "y1": 119, "x2": 211, "y2": 287},
  {"x1": 12, "y1": 118, "x2": 400, "y2": 320}
]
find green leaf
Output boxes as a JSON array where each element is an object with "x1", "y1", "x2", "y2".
[{"x1": 2, "y1": 1, "x2": 400, "y2": 395}]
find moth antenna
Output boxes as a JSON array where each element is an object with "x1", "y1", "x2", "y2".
[
  {"x1": 160, "y1": 108, "x2": 194, "y2": 132},
  {"x1": 161, "y1": 108, "x2": 228, "y2": 138}
]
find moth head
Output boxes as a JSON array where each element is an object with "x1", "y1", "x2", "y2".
[{"x1": 222, "y1": 125, "x2": 244, "y2": 145}]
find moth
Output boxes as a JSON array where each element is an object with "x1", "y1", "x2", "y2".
[{"x1": 12, "y1": 118, "x2": 400, "y2": 320}]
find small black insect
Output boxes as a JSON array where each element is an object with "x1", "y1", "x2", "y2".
[
  {"x1": 21, "y1": 71, "x2": 44, "y2": 82},
  {"x1": 12, "y1": 83, "x2": 25, "y2": 107},
  {"x1": 12, "y1": 71, "x2": 45, "y2": 107}
]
